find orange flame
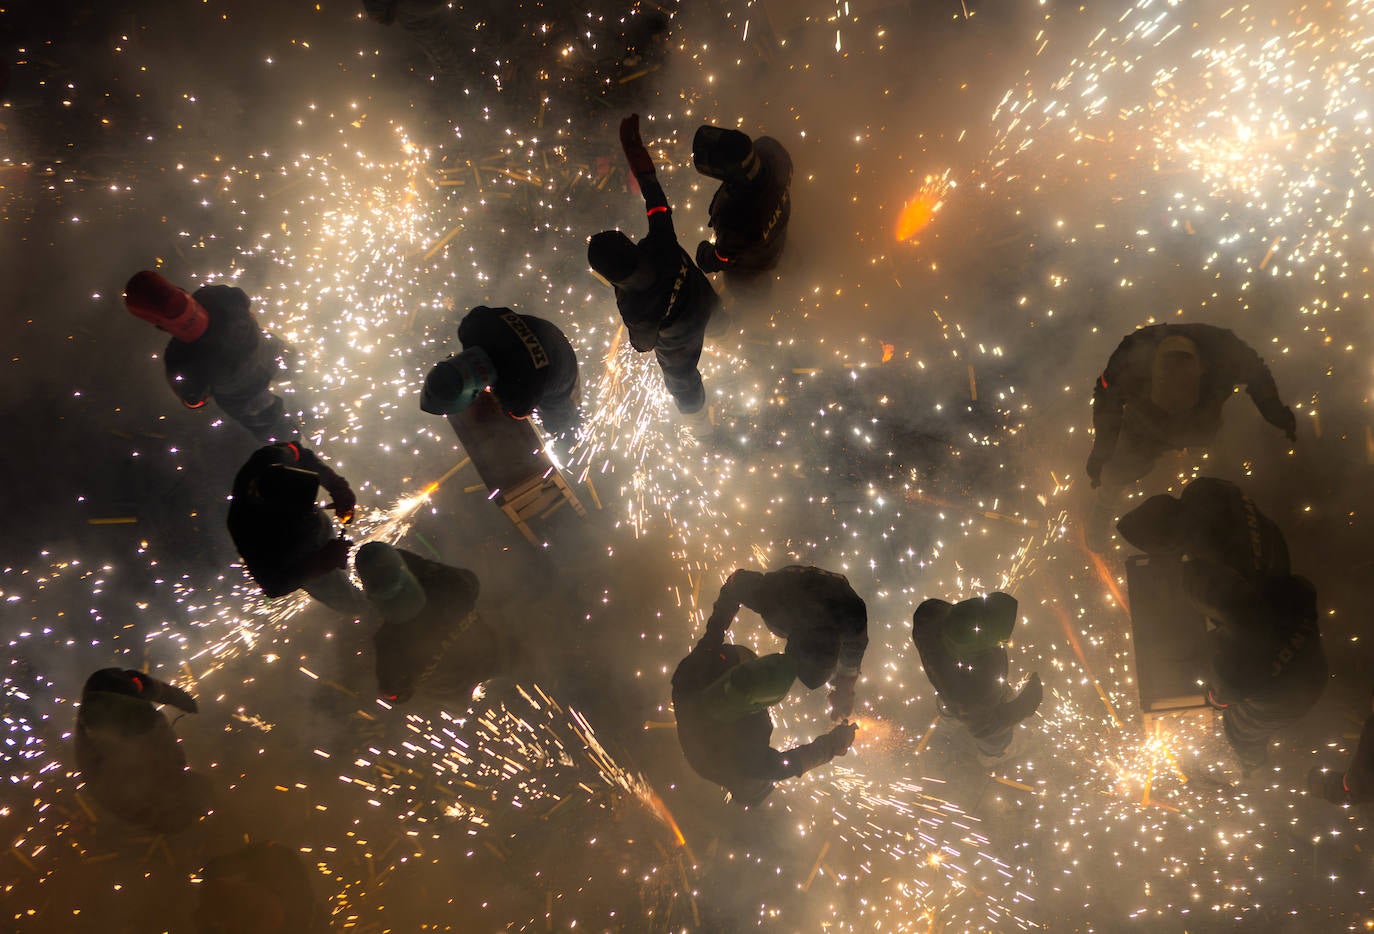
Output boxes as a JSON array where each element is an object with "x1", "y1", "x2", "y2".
[{"x1": 895, "y1": 174, "x2": 951, "y2": 242}]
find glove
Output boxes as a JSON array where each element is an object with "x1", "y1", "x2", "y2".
[
  {"x1": 827, "y1": 679, "x2": 857, "y2": 722},
  {"x1": 316, "y1": 537, "x2": 352, "y2": 572},
  {"x1": 1085, "y1": 450, "x2": 1106, "y2": 489},
  {"x1": 619, "y1": 114, "x2": 655, "y2": 177},
  {"x1": 824, "y1": 722, "x2": 858, "y2": 758},
  {"x1": 325, "y1": 480, "x2": 356, "y2": 524},
  {"x1": 695, "y1": 240, "x2": 719, "y2": 272}
]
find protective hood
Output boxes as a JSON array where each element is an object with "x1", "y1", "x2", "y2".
[
  {"x1": 355, "y1": 542, "x2": 427, "y2": 622},
  {"x1": 692, "y1": 125, "x2": 761, "y2": 185},
  {"x1": 420, "y1": 347, "x2": 497, "y2": 416},
  {"x1": 940, "y1": 593, "x2": 1017, "y2": 662},
  {"x1": 698, "y1": 650, "x2": 797, "y2": 723},
  {"x1": 252, "y1": 464, "x2": 320, "y2": 511},
  {"x1": 124, "y1": 270, "x2": 210, "y2": 342},
  {"x1": 80, "y1": 668, "x2": 199, "y2": 718},
  {"x1": 1150, "y1": 334, "x2": 1203, "y2": 415},
  {"x1": 587, "y1": 230, "x2": 649, "y2": 287},
  {"x1": 1116, "y1": 492, "x2": 1187, "y2": 553}
]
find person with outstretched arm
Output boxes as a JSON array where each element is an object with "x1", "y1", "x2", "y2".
[{"x1": 587, "y1": 114, "x2": 720, "y2": 414}]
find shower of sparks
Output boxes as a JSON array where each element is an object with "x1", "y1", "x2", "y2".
[
  {"x1": 895, "y1": 171, "x2": 952, "y2": 243},
  {"x1": 3, "y1": 0, "x2": 1372, "y2": 929}
]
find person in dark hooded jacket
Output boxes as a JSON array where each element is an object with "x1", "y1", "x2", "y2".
[
  {"x1": 356, "y1": 542, "x2": 521, "y2": 704},
  {"x1": 587, "y1": 114, "x2": 719, "y2": 414},
  {"x1": 1084, "y1": 323, "x2": 1295, "y2": 550},
  {"x1": 420, "y1": 305, "x2": 581, "y2": 436},
  {"x1": 1116, "y1": 476, "x2": 1289, "y2": 579},
  {"x1": 1184, "y1": 560, "x2": 1327, "y2": 771},
  {"x1": 671, "y1": 595, "x2": 857, "y2": 806},
  {"x1": 911, "y1": 593, "x2": 1043, "y2": 762},
  {"x1": 123, "y1": 270, "x2": 297, "y2": 442},
  {"x1": 691, "y1": 125, "x2": 792, "y2": 287},
  {"x1": 716, "y1": 566, "x2": 868, "y2": 720},
  {"x1": 75, "y1": 668, "x2": 209, "y2": 832},
  {"x1": 227, "y1": 442, "x2": 368, "y2": 616}
]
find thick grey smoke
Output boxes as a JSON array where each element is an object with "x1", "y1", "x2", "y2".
[{"x1": 2, "y1": 0, "x2": 1370, "y2": 931}]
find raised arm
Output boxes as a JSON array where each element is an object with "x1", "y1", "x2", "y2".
[
  {"x1": 773, "y1": 722, "x2": 857, "y2": 779},
  {"x1": 1219, "y1": 330, "x2": 1296, "y2": 441},
  {"x1": 164, "y1": 350, "x2": 211, "y2": 408},
  {"x1": 295, "y1": 445, "x2": 356, "y2": 523},
  {"x1": 621, "y1": 114, "x2": 675, "y2": 238}
]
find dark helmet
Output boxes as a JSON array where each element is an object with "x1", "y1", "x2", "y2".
[
  {"x1": 587, "y1": 230, "x2": 640, "y2": 285},
  {"x1": 419, "y1": 348, "x2": 496, "y2": 416},
  {"x1": 1116, "y1": 492, "x2": 1188, "y2": 553},
  {"x1": 915, "y1": 593, "x2": 1016, "y2": 662},
  {"x1": 692, "y1": 125, "x2": 761, "y2": 185},
  {"x1": 83, "y1": 668, "x2": 156, "y2": 702},
  {"x1": 355, "y1": 541, "x2": 427, "y2": 623}
]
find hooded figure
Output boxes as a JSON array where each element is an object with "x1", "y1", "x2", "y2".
[
  {"x1": 671, "y1": 596, "x2": 857, "y2": 806},
  {"x1": 123, "y1": 270, "x2": 298, "y2": 442},
  {"x1": 1116, "y1": 477, "x2": 1289, "y2": 579},
  {"x1": 911, "y1": 593, "x2": 1043, "y2": 761},
  {"x1": 357, "y1": 542, "x2": 518, "y2": 704},
  {"x1": 226, "y1": 442, "x2": 368, "y2": 615},
  {"x1": 715, "y1": 566, "x2": 868, "y2": 720},
  {"x1": 587, "y1": 114, "x2": 719, "y2": 414},
  {"x1": 1185, "y1": 561, "x2": 1327, "y2": 770},
  {"x1": 692, "y1": 125, "x2": 792, "y2": 284},
  {"x1": 421, "y1": 306, "x2": 581, "y2": 436},
  {"x1": 1083, "y1": 323, "x2": 1295, "y2": 551},
  {"x1": 194, "y1": 841, "x2": 324, "y2": 934},
  {"x1": 75, "y1": 668, "x2": 209, "y2": 832},
  {"x1": 1308, "y1": 687, "x2": 1374, "y2": 805}
]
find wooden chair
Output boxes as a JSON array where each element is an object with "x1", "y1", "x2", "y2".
[{"x1": 447, "y1": 391, "x2": 586, "y2": 545}]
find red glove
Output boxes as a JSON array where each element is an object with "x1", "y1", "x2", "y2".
[{"x1": 620, "y1": 114, "x2": 655, "y2": 177}]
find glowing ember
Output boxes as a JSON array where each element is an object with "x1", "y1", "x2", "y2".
[{"x1": 895, "y1": 173, "x2": 952, "y2": 242}]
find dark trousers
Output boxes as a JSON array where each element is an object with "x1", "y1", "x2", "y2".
[
  {"x1": 219, "y1": 388, "x2": 298, "y2": 443},
  {"x1": 1222, "y1": 696, "x2": 1304, "y2": 769},
  {"x1": 537, "y1": 373, "x2": 581, "y2": 437},
  {"x1": 655, "y1": 301, "x2": 715, "y2": 413},
  {"x1": 215, "y1": 345, "x2": 297, "y2": 442},
  {"x1": 941, "y1": 697, "x2": 1015, "y2": 757}
]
